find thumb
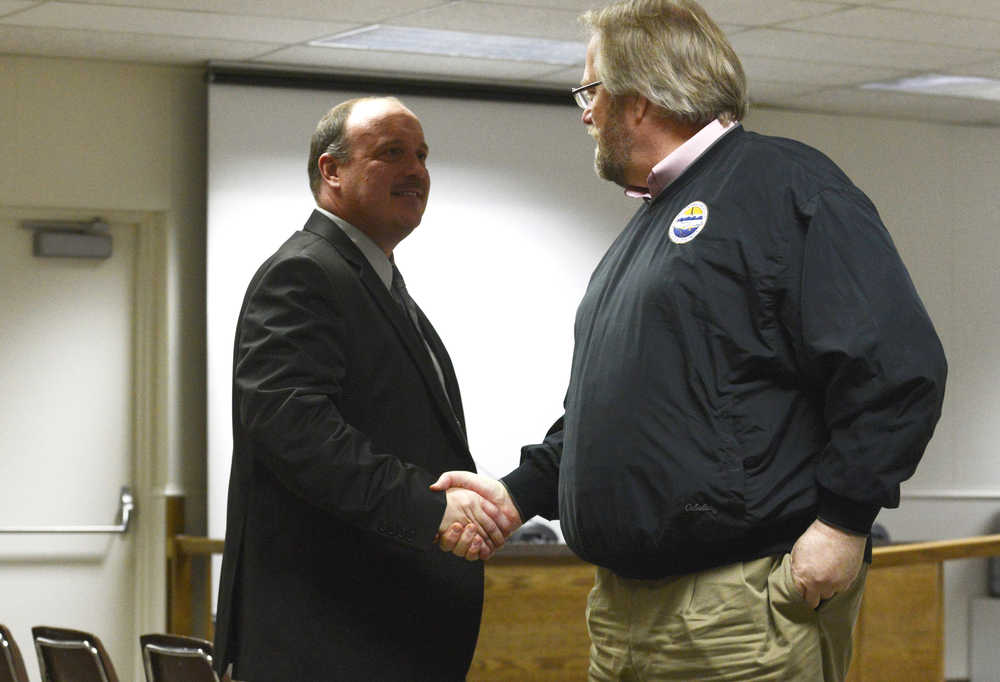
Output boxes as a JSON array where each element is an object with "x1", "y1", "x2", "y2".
[
  {"x1": 429, "y1": 472, "x2": 453, "y2": 491},
  {"x1": 430, "y1": 470, "x2": 476, "y2": 491},
  {"x1": 430, "y1": 470, "x2": 467, "y2": 491}
]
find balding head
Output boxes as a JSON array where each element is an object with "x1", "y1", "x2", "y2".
[
  {"x1": 311, "y1": 96, "x2": 430, "y2": 255},
  {"x1": 308, "y1": 96, "x2": 412, "y2": 199}
]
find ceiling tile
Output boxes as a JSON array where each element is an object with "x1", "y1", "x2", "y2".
[
  {"x1": 454, "y1": 0, "x2": 611, "y2": 10},
  {"x1": 780, "y1": 6, "x2": 1000, "y2": 50},
  {"x1": 695, "y1": 0, "x2": 848, "y2": 27},
  {"x1": 0, "y1": 25, "x2": 280, "y2": 64},
  {"x1": 0, "y1": 2, "x2": 356, "y2": 43},
  {"x1": 255, "y1": 45, "x2": 562, "y2": 81},
  {"x1": 730, "y1": 28, "x2": 993, "y2": 71},
  {"x1": 0, "y1": 1, "x2": 38, "y2": 17},
  {"x1": 465, "y1": 0, "x2": 848, "y2": 23},
  {"x1": 881, "y1": 0, "x2": 1000, "y2": 22},
  {"x1": 387, "y1": 1, "x2": 587, "y2": 42},
  {"x1": 1, "y1": 0, "x2": 998, "y2": 127},
  {"x1": 741, "y1": 54, "x2": 905, "y2": 87},
  {"x1": 62, "y1": 0, "x2": 449, "y2": 23},
  {"x1": 776, "y1": 86, "x2": 1000, "y2": 126}
]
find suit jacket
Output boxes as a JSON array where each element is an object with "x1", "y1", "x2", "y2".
[{"x1": 214, "y1": 211, "x2": 483, "y2": 681}]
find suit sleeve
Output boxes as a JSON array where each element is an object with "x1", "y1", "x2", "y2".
[
  {"x1": 502, "y1": 416, "x2": 564, "y2": 521},
  {"x1": 234, "y1": 253, "x2": 445, "y2": 549},
  {"x1": 786, "y1": 188, "x2": 947, "y2": 534}
]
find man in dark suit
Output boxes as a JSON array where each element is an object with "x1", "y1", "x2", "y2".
[{"x1": 214, "y1": 96, "x2": 515, "y2": 681}]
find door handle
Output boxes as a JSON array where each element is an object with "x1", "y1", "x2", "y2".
[{"x1": 0, "y1": 486, "x2": 134, "y2": 534}]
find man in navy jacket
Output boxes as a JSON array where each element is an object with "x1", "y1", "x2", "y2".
[{"x1": 434, "y1": 1, "x2": 947, "y2": 679}]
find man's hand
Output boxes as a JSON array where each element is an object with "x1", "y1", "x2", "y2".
[
  {"x1": 437, "y1": 488, "x2": 508, "y2": 561},
  {"x1": 790, "y1": 518, "x2": 867, "y2": 609},
  {"x1": 432, "y1": 472, "x2": 523, "y2": 560}
]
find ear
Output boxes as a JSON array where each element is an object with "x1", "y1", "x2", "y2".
[
  {"x1": 317, "y1": 152, "x2": 343, "y2": 190},
  {"x1": 629, "y1": 95, "x2": 652, "y2": 126}
]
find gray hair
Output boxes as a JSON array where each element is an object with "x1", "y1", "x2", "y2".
[
  {"x1": 582, "y1": 0, "x2": 748, "y2": 127},
  {"x1": 307, "y1": 96, "x2": 404, "y2": 198}
]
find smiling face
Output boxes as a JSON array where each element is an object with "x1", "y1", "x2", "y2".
[
  {"x1": 581, "y1": 35, "x2": 632, "y2": 187},
  {"x1": 321, "y1": 99, "x2": 430, "y2": 254}
]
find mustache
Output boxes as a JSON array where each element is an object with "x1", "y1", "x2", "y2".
[{"x1": 392, "y1": 182, "x2": 428, "y2": 193}]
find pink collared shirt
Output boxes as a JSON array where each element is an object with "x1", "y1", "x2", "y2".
[{"x1": 625, "y1": 119, "x2": 739, "y2": 200}]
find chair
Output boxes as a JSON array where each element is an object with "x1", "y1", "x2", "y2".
[
  {"x1": 140, "y1": 633, "x2": 218, "y2": 682},
  {"x1": 0, "y1": 625, "x2": 30, "y2": 682},
  {"x1": 31, "y1": 626, "x2": 120, "y2": 682}
]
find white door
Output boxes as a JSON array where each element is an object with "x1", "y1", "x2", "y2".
[{"x1": 0, "y1": 210, "x2": 139, "y2": 681}]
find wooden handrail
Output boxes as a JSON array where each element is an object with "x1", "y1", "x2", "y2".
[
  {"x1": 871, "y1": 533, "x2": 1000, "y2": 567},
  {"x1": 167, "y1": 533, "x2": 1000, "y2": 564},
  {"x1": 170, "y1": 535, "x2": 225, "y2": 558},
  {"x1": 167, "y1": 535, "x2": 225, "y2": 637},
  {"x1": 164, "y1": 532, "x2": 1000, "y2": 637}
]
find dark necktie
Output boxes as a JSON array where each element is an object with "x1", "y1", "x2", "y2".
[
  {"x1": 390, "y1": 264, "x2": 455, "y2": 413},
  {"x1": 391, "y1": 263, "x2": 424, "y2": 334}
]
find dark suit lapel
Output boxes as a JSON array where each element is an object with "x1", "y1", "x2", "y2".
[{"x1": 303, "y1": 211, "x2": 469, "y2": 448}]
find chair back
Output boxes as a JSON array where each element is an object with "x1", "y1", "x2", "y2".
[
  {"x1": 140, "y1": 633, "x2": 218, "y2": 682},
  {"x1": 0, "y1": 625, "x2": 30, "y2": 682},
  {"x1": 31, "y1": 626, "x2": 120, "y2": 682}
]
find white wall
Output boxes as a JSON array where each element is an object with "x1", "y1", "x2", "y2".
[{"x1": 2, "y1": 55, "x2": 999, "y2": 679}]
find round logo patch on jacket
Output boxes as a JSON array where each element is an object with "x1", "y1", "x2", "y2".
[{"x1": 669, "y1": 201, "x2": 708, "y2": 244}]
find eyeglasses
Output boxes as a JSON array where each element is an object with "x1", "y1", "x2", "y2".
[{"x1": 571, "y1": 80, "x2": 602, "y2": 109}]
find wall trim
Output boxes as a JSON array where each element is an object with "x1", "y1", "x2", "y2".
[{"x1": 132, "y1": 209, "x2": 169, "y2": 671}]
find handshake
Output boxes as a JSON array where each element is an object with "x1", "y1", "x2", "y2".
[{"x1": 433, "y1": 472, "x2": 523, "y2": 561}]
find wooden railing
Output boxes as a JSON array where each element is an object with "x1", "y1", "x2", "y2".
[
  {"x1": 165, "y1": 528, "x2": 1000, "y2": 680},
  {"x1": 167, "y1": 535, "x2": 224, "y2": 637},
  {"x1": 870, "y1": 534, "x2": 1000, "y2": 567}
]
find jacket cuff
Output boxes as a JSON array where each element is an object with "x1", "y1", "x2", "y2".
[
  {"x1": 501, "y1": 464, "x2": 552, "y2": 522},
  {"x1": 497, "y1": 480, "x2": 526, "y2": 525},
  {"x1": 817, "y1": 488, "x2": 880, "y2": 536},
  {"x1": 378, "y1": 486, "x2": 446, "y2": 551}
]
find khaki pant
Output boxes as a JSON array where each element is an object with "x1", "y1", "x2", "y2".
[{"x1": 587, "y1": 554, "x2": 867, "y2": 682}]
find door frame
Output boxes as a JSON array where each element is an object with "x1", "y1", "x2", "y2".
[{"x1": 1, "y1": 205, "x2": 169, "y2": 678}]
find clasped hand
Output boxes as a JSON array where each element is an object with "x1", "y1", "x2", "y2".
[{"x1": 433, "y1": 472, "x2": 523, "y2": 561}]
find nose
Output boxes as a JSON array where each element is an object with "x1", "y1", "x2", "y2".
[
  {"x1": 407, "y1": 154, "x2": 429, "y2": 182},
  {"x1": 581, "y1": 105, "x2": 593, "y2": 125}
]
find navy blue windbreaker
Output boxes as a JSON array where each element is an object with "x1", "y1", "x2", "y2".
[{"x1": 504, "y1": 126, "x2": 947, "y2": 579}]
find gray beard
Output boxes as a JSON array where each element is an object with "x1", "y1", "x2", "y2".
[
  {"x1": 595, "y1": 145, "x2": 628, "y2": 187},
  {"x1": 592, "y1": 114, "x2": 631, "y2": 187}
]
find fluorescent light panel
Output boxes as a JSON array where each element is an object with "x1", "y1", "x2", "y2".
[
  {"x1": 862, "y1": 74, "x2": 1000, "y2": 102},
  {"x1": 310, "y1": 25, "x2": 584, "y2": 66}
]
